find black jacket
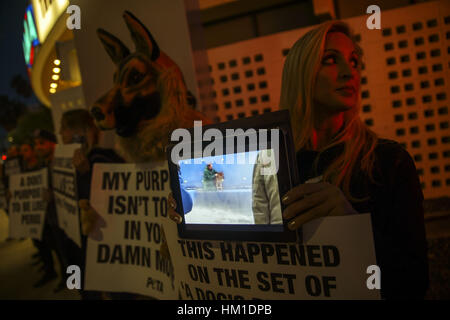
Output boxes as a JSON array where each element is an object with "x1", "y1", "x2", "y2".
[{"x1": 297, "y1": 139, "x2": 429, "y2": 299}]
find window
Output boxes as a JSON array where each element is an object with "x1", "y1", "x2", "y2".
[
  {"x1": 432, "y1": 64, "x2": 443, "y2": 72},
  {"x1": 254, "y1": 54, "x2": 263, "y2": 62},
  {"x1": 414, "y1": 154, "x2": 422, "y2": 162},
  {"x1": 282, "y1": 48, "x2": 289, "y2": 56},
  {"x1": 435, "y1": 78, "x2": 445, "y2": 86},
  {"x1": 382, "y1": 28, "x2": 392, "y2": 36},
  {"x1": 245, "y1": 70, "x2": 253, "y2": 78},
  {"x1": 398, "y1": 40, "x2": 408, "y2": 48},
  {"x1": 427, "y1": 19, "x2": 438, "y2": 28},
  {"x1": 412, "y1": 22, "x2": 423, "y2": 30},
  {"x1": 406, "y1": 97, "x2": 416, "y2": 106},
  {"x1": 430, "y1": 49, "x2": 441, "y2": 57},
  {"x1": 247, "y1": 83, "x2": 255, "y2": 91},
  {"x1": 393, "y1": 100, "x2": 402, "y2": 108},
  {"x1": 416, "y1": 51, "x2": 426, "y2": 60},
  {"x1": 402, "y1": 69, "x2": 412, "y2": 77},
  {"x1": 257, "y1": 67, "x2": 266, "y2": 75},
  {"x1": 365, "y1": 119, "x2": 374, "y2": 126},
  {"x1": 354, "y1": 34, "x2": 361, "y2": 42},
  {"x1": 242, "y1": 57, "x2": 251, "y2": 65},
  {"x1": 238, "y1": 112, "x2": 245, "y2": 118},
  {"x1": 426, "y1": 124, "x2": 436, "y2": 131},
  {"x1": 263, "y1": 108, "x2": 271, "y2": 113},
  {"x1": 414, "y1": 37, "x2": 424, "y2": 46},
  {"x1": 422, "y1": 95, "x2": 432, "y2": 103},
  {"x1": 412, "y1": 140, "x2": 421, "y2": 148},
  {"x1": 235, "y1": 99, "x2": 243, "y2": 107},
  {"x1": 440, "y1": 121, "x2": 449, "y2": 129},
  {"x1": 396, "y1": 25, "x2": 406, "y2": 34},
  {"x1": 424, "y1": 109, "x2": 434, "y2": 117},
  {"x1": 410, "y1": 126, "x2": 419, "y2": 134},
  {"x1": 226, "y1": 115, "x2": 233, "y2": 121},
  {"x1": 437, "y1": 92, "x2": 447, "y2": 101},
  {"x1": 432, "y1": 180, "x2": 441, "y2": 187},
  {"x1": 386, "y1": 57, "x2": 396, "y2": 65},
  {"x1": 429, "y1": 34, "x2": 439, "y2": 42},
  {"x1": 233, "y1": 86, "x2": 241, "y2": 94},
  {"x1": 362, "y1": 91, "x2": 369, "y2": 99},
  {"x1": 251, "y1": 110, "x2": 259, "y2": 116},
  {"x1": 259, "y1": 81, "x2": 267, "y2": 89},
  {"x1": 394, "y1": 114, "x2": 404, "y2": 122},
  {"x1": 442, "y1": 136, "x2": 450, "y2": 144},
  {"x1": 218, "y1": 62, "x2": 225, "y2": 70},
  {"x1": 363, "y1": 105, "x2": 371, "y2": 113},
  {"x1": 261, "y1": 94, "x2": 270, "y2": 102},
  {"x1": 445, "y1": 16, "x2": 450, "y2": 24},
  {"x1": 388, "y1": 71, "x2": 398, "y2": 79},
  {"x1": 417, "y1": 168, "x2": 424, "y2": 175},
  {"x1": 428, "y1": 138, "x2": 437, "y2": 146},
  {"x1": 222, "y1": 88, "x2": 229, "y2": 96},
  {"x1": 229, "y1": 59, "x2": 237, "y2": 68},
  {"x1": 361, "y1": 77, "x2": 367, "y2": 85},
  {"x1": 444, "y1": 150, "x2": 450, "y2": 158},
  {"x1": 384, "y1": 43, "x2": 394, "y2": 51},
  {"x1": 396, "y1": 128, "x2": 405, "y2": 136},
  {"x1": 420, "y1": 81, "x2": 430, "y2": 89},
  {"x1": 430, "y1": 166, "x2": 439, "y2": 173},
  {"x1": 408, "y1": 112, "x2": 418, "y2": 120},
  {"x1": 231, "y1": 73, "x2": 239, "y2": 80},
  {"x1": 429, "y1": 152, "x2": 438, "y2": 160},
  {"x1": 404, "y1": 83, "x2": 414, "y2": 91},
  {"x1": 224, "y1": 101, "x2": 232, "y2": 109},
  {"x1": 391, "y1": 86, "x2": 400, "y2": 94},
  {"x1": 249, "y1": 96, "x2": 257, "y2": 104},
  {"x1": 400, "y1": 55, "x2": 410, "y2": 63},
  {"x1": 418, "y1": 66, "x2": 428, "y2": 74},
  {"x1": 438, "y1": 107, "x2": 448, "y2": 115}
]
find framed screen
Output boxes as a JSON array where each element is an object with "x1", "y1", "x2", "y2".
[{"x1": 167, "y1": 110, "x2": 300, "y2": 242}]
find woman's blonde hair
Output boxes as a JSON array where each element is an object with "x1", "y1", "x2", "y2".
[{"x1": 280, "y1": 21, "x2": 378, "y2": 200}]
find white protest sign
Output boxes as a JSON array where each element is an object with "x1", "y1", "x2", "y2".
[
  {"x1": 85, "y1": 162, "x2": 176, "y2": 299},
  {"x1": 8, "y1": 168, "x2": 48, "y2": 240},
  {"x1": 0, "y1": 182, "x2": 7, "y2": 211},
  {"x1": 3, "y1": 157, "x2": 22, "y2": 177},
  {"x1": 52, "y1": 144, "x2": 81, "y2": 247},
  {"x1": 162, "y1": 212, "x2": 381, "y2": 300}
]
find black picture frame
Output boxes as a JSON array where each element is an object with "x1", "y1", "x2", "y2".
[{"x1": 166, "y1": 110, "x2": 300, "y2": 242}]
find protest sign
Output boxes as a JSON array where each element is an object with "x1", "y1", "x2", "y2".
[
  {"x1": 0, "y1": 182, "x2": 7, "y2": 211},
  {"x1": 52, "y1": 144, "x2": 81, "y2": 247},
  {"x1": 85, "y1": 162, "x2": 176, "y2": 299},
  {"x1": 3, "y1": 157, "x2": 22, "y2": 178},
  {"x1": 8, "y1": 168, "x2": 48, "y2": 240},
  {"x1": 162, "y1": 212, "x2": 381, "y2": 300}
]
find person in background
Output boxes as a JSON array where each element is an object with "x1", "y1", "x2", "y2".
[
  {"x1": 60, "y1": 109, "x2": 124, "y2": 299},
  {"x1": 20, "y1": 140, "x2": 38, "y2": 172},
  {"x1": 32, "y1": 129, "x2": 69, "y2": 292},
  {"x1": 202, "y1": 163, "x2": 217, "y2": 191}
]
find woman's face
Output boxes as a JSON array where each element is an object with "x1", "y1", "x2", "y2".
[
  {"x1": 314, "y1": 32, "x2": 361, "y2": 116},
  {"x1": 59, "y1": 121, "x2": 78, "y2": 145}
]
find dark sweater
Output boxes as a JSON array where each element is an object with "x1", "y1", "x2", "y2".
[{"x1": 296, "y1": 139, "x2": 429, "y2": 299}]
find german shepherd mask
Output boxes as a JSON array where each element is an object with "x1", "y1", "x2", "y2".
[{"x1": 91, "y1": 11, "x2": 209, "y2": 162}]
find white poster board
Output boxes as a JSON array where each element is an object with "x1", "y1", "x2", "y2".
[
  {"x1": 52, "y1": 144, "x2": 82, "y2": 247},
  {"x1": 86, "y1": 161, "x2": 380, "y2": 299},
  {"x1": 8, "y1": 168, "x2": 48, "y2": 240},
  {"x1": 85, "y1": 163, "x2": 176, "y2": 299}
]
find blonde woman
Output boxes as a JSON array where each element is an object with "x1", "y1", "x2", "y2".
[{"x1": 169, "y1": 21, "x2": 428, "y2": 299}]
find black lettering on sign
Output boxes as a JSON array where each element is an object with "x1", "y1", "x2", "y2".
[
  {"x1": 96, "y1": 244, "x2": 151, "y2": 267},
  {"x1": 102, "y1": 172, "x2": 131, "y2": 190}
]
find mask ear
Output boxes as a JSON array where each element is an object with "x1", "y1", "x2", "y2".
[
  {"x1": 123, "y1": 10, "x2": 160, "y2": 61},
  {"x1": 97, "y1": 28, "x2": 130, "y2": 65}
]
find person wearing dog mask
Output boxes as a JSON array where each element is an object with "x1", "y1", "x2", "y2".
[{"x1": 60, "y1": 109, "x2": 124, "y2": 299}]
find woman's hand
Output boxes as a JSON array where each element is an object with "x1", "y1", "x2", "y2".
[
  {"x1": 282, "y1": 182, "x2": 357, "y2": 230},
  {"x1": 168, "y1": 193, "x2": 182, "y2": 224},
  {"x1": 73, "y1": 148, "x2": 90, "y2": 174}
]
